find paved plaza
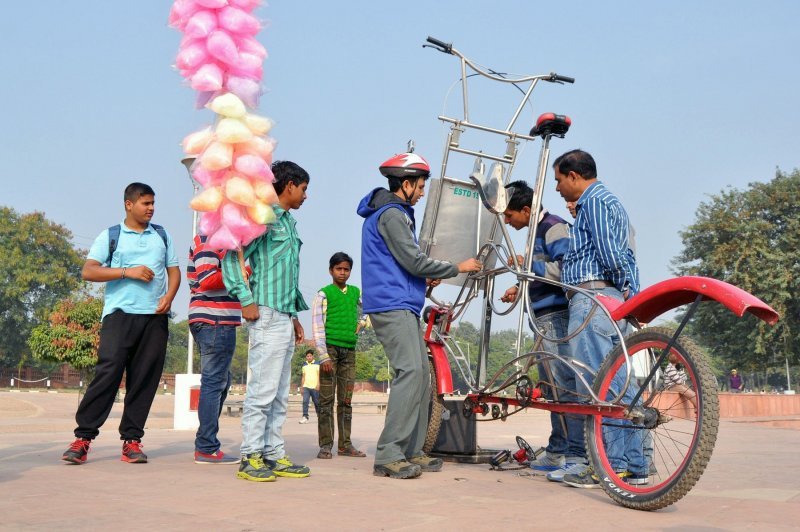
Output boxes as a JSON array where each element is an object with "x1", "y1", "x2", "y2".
[{"x1": 0, "y1": 390, "x2": 798, "y2": 531}]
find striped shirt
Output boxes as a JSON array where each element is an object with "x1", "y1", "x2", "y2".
[
  {"x1": 188, "y1": 235, "x2": 242, "y2": 326},
  {"x1": 561, "y1": 181, "x2": 640, "y2": 294},
  {"x1": 664, "y1": 363, "x2": 687, "y2": 387},
  {"x1": 221, "y1": 206, "x2": 308, "y2": 315}
]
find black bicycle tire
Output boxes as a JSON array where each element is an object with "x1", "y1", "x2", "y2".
[
  {"x1": 585, "y1": 327, "x2": 719, "y2": 511},
  {"x1": 423, "y1": 359, "x2": 447, "y2": 453}
]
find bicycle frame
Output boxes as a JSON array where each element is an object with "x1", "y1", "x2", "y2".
[
  {"x1": 420, "y1": 36, "x2": 779, "y2": 416},
  {"x1": 419, "y1": 36, "x2": 780, "y2": 511}
]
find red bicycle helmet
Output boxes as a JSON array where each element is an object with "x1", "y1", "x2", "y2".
[{"x1": 379, "y1": 152, "x2": 431, "y2": 179}]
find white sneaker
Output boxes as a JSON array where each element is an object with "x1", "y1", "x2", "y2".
[
  {"x1": 299, "y1": 416, "x2": 309, "y2": 424},
  {"x1": 546, "y1": 460, "x2": 588, "y2": 482},
  {"x1": 530, "y1": 452, "x2": 565, "y2": 472}
]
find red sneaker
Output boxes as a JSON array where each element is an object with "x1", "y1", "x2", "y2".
[
  {"x1": 62, "y1": 438, "x2": 91, "y2": 464},
  {"x1": 194, "y1": 450, "x2": 239, "y2": 464},
  {"x1": 121, "y1": 440, "x2": 148, "y2": 463}
]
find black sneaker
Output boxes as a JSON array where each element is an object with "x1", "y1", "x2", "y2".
[
  {"x1": 237, "y1": 452, "x2": 277, "y2": 482},
  {"x1": 373, "y1": 459, "x2": 422, "y2": 479},
  {"x1": 121, "y1": 440, "x2": 148, "y2": 463},
  {"x1": 62, "y1": 438, "x2": 91, "y2": 464},
  {"x1": 408, "y1": 454, "x2": 443, "y2": 472}
]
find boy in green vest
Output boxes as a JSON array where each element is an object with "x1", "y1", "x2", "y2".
[{"x1": 311, "y1": 252, "x2": 367, "y2": 459}]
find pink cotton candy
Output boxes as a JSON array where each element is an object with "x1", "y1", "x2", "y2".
[
  {"x1": 184, "y1": 9, "x2": 218, "y2": 39},
  {"x1": 218, "y1": 6, "x2": 261, "y2": 35},
  {"x1": 228, "y1": 0, "x2": 262, "y2": 10},
  {"x1": 228, "y1": 52, "x2": 263, "y2": 80},
  {"x1": 234, "y1": 153, "x2": 271, "y2": 179},
  {"x1": 190, "y1": 63, "x2": 224, "y2": 91},
  {"x1": 221, "y1": 202, "x2": 251, "y2": 231},
  {"x1": 192, "y1": 165, "x2": 225, "y2": 187},
  {"x1": 235, "y1": 35, "x2": 267, "y2": 59},
  {"x1": 198, "y1": 211, "x2": 221, "y2": 236},
  {"x1": 194, "y1": 0, "x2": 229, "y2": 8},
  {"x1": 169, "y1": 0, "x2": 202, "y2": 30},
  {"x1": 225, "y1": 75, "x2": 261, "y2": 108},
  {"x1": 206, "y1": 30, "x2": 239, "y2": 65},
  {"x1": 175, "y1": 40, "x2": 210, "y2": 72},
  {"x1": 207, "y1": 224, "x2": 239, "y2": 250},
  {"x1": 239, "y1": 221, "x2": 267, "y2": 246}
]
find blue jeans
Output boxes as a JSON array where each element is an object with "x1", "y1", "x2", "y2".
[
  {"x1": 190, "y1": 322, "x2": 236, "y2": 454},
  {"x1": 302, "y1": 387, "x2": 319, "y2": 417},
  {"x1": 532, "y1": 309, "x2": 583, "y2": 456},
  {"x1": 566, "y1": 288, "x2": 646, "y2": 474},
  {"x1": 240, "y1": 307, "x2": 295, "y2": 458}
]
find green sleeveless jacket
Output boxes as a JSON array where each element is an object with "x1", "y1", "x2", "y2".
[{"x1": 321, "y1": 284, "x2": 360, "y2": 349}]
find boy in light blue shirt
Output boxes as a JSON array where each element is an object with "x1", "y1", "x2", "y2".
[{"x1": 62, "y1": 182, "x2": 180, "y2": 465}]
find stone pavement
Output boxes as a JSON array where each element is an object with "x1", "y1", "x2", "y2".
[{"x1": 0, "y1": 391, "x2": 798, "y2": 531}]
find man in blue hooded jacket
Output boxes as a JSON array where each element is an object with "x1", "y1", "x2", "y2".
[{"x1": 358, "y1": 151, "x2": 482, "y2": 479}]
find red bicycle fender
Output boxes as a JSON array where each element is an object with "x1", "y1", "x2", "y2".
[
  {"x1": 608, "y1": 276, "x2": 779, "y2": 325},
  {"x1": 428, "y1": 342, "x2": 454, "y2": 395}
]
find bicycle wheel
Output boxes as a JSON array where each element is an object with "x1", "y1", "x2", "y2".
[
  {"x1": 423, "y1": 359, "x2": 446, "y2": 453},
  {"x1": 585, "y1": 327, "x2": 719, "y2": 510}
]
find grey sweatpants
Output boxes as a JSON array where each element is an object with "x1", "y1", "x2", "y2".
[{"x1": 371, "y1": 310, "x2": 431, "y2": 465}]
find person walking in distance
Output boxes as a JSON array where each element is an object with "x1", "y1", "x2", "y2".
[{"x1": 299, "y1": 350, "x2": 320, "y2": 424}]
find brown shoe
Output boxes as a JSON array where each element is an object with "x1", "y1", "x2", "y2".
[
  {"x1": 408, "y1": 454, "x2": 443, "y2": 472},
  {"x1": 338, "y1": 445, "x2": 366, "y2": 458},
  {"x1": 373, "y1": 460, "x2": 422, "y2": 479},
  {"x1": 317, "y1": 446, "x2": 333, "y2": 459}
]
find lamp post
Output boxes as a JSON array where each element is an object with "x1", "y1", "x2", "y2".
[{"x1": 182, "y1": 156, "x2": 199, "y2": 375}]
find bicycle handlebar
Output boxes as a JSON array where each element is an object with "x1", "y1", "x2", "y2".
[
  {"x1": 424, "y1": 36, "x2": 453, "y2": 54},
  {"x1": 548, "y1": 73, "x2": 575, "y2": 84}
]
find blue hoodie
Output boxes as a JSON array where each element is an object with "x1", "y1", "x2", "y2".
[{"x1": 357, "y1": 187, "x2": 458, "y2": 315}]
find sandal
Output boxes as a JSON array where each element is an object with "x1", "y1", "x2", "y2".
[
  {"x1": 317, "y1": 447, "x2": 333, "y2": 459},
  {"x1": 338, "y1": 446, "x2": 367, "y2": 458}
]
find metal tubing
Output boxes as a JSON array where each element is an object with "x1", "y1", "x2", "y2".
[
  {"x1": 506, "y1": 79, "x2": 539, "y2": 131},
  {"x1": 438, "y1": 116, "x2": 537, "y2": 140},
  {"x1": 447, "y1": 145, "x2": 515, "y2": 163}
]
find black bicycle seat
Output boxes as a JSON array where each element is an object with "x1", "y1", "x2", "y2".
[{"x1": 530, "y1": 113, "x2": 572, "y2": 138}]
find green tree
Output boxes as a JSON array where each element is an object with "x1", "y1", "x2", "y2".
[
  {"x1": 164, "y1": 319, "x2": 192, "y2": 374},
  {"x1": 355, "y1": 352, "x2": 376, "y2": 381},
  {"x1": 673, "y1": 169, "x2": 799, "y2": 372},
  {"x1": 28, "y1": 296, "x2": 102, "y2": 369},
  {"x1": 0, "y1": 207, "x2": 84, "y2": 366}
]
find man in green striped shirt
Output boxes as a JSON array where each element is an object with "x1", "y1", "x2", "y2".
[{"x1": 222, "y1": 160, "x2": 311, "y2": 482}]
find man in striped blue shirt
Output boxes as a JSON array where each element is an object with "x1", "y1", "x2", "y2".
[{"x1": 546, "y1": 149, "x2": 647, "y2": 488}]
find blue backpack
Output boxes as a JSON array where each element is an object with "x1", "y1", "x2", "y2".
[{"x1": 105, "y1": 224, "x2": 168, "y2": 266}]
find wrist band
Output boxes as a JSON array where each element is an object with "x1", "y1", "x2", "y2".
[{"x1": 121, "y1": 267, "x2": 127, "y2": 279}]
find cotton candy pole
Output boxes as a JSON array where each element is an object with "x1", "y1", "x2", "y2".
[{"x1": 170, "y1": 0, "x2": 278, "y2": 250}]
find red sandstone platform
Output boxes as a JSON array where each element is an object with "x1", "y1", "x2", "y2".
[{"x1": 0, "y1": 391, "x2": 798, "y2": 530}]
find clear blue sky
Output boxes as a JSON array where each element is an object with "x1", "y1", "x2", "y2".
[{"x1": 1, "y1": 1, "x2": 798, "y2": 331}]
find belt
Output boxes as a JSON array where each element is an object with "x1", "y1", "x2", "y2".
[{"x1": 566, "y1": 280, "x2": 613, "y2": 300}]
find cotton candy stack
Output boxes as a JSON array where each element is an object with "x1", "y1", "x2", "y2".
[{"x1": 170, "y1": 0, "x2": 278, "y2": 249}]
